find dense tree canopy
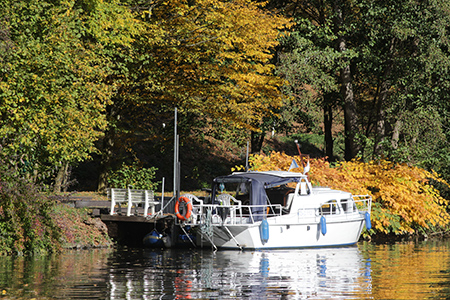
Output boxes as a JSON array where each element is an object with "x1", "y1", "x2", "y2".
[
  {"x1": 0, "y1": 0, "x2": 141, "y2": 190},
  {"x1": 1, "y1": 0, "x2": 450, "y2": 200},
  {"x1": 147, "y1": 0, "x2": 289, "y2": 125},
  {"x1": 275, "y1": 0, "x2": 450, "y2": 172},
  {"x1": 96, "y1": 0, "x2": 291, "y2": 190}
]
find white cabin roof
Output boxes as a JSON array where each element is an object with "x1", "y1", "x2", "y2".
[{"x1": 233, "y1": 170, "x2": 307, "y2": 178}]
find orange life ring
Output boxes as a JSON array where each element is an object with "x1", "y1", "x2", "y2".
[{"x1": 175, "y1": 196, "x2": 193, "y2": 221}]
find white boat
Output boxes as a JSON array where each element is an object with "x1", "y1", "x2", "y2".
[{"x1": 175, "y1": 169, "x2": 372, "y2": 250}]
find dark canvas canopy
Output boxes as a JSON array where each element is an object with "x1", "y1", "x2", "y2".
[{"x1": 211, "y1": 172, "x2": 301, "y2": 221}]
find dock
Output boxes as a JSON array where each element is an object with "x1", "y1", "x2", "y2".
[
  {"x1": 66, "y1": 192, "x2": 182, "y2": 247},
  {"x1": 100, "y1": 213, "x2": 180, "y2": 247}
]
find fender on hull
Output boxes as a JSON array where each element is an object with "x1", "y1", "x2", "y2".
[{"x1": 200, "y1": 218, "x2": 366, "y2": 250}]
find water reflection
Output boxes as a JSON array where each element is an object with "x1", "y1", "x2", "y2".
[
  {"x1": 1, "y1": 242, "x2": 450, "y2": 299},
  {"x1": 0, "y1": 249, "x2": 109, "y2": 299},
  {"x1": 364, "y1": 241, "x2": 450, "y2": 300},
  {"x1": 105, "y1": 246, "x2": 371, "y2": 299}
]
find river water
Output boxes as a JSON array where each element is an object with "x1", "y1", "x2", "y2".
[{"x1": 1, "y1": 240, "x2": 449, "y2": 299}]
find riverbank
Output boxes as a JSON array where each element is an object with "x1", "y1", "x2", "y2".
[{"x1": 52, "y1": 202, "x2": 113, "y2": 250}]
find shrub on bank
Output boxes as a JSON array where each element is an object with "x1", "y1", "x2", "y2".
[
  {"x1": 0, "y1": 162, "x2": 112, "y2": 255},
  {"x1": 52, "y1": 204, "x2": 112, "y2": 249},
  {"x1": 107, "y1": 162, "x2": 159, "y2": 190},
  {"x1": 0, "y1": 167, "x2": 61, "y2": 255}
]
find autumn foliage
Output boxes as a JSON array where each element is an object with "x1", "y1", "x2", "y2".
[
  {"x1": 144, "y1": 0, "x2": 291, "y2": 128},
  {"x1": 238, "y1": 152, "x2": 450, "y2": 236}
]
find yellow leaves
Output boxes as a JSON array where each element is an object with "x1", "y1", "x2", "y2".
[
  {"x1": 146, "y1": 0, "x2": 290, "y2": 127},
  {"x1": 245, "y1": 152, "x2": 450, "y2": 235}
]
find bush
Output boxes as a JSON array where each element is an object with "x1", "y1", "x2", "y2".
[
  {"x1": 0, "y1": 164, "x2": 61, "y2": 255},
  {"x1": 107, "y1": 162, "x2": 159, "y2": 190}
]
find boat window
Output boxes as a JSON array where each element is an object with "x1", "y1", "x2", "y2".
[
  {"x1": 320, "y1": 200, "x2": 340, "y2": 215},
  {"x1": 266, "y1": 186, "x2": 295, "y2": 209},
  {"x1": 340, "y1": 198, "x2": 354, "y2": 213}
]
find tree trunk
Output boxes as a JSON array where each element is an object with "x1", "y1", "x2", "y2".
[
  {"x1": 333, "y1": 0, "x2": 358, "y2": 161},
  {"x1": 54, "y1": 161, "x2": 69, "y2": 193},
  {"x1": 391, "y1": 119, "x2": 402, "y2": 150},
  {"x1": 98, "y1": 101, "x2": 122, "y2": 193},
  {"x1": 341, "y1": 68, "x2": 358, "y2": 161},
  {"x1": 323, "y1": 96, "x2": 334, "y2": 161},
  {"x1": 373, "y1": 38, "x2": 396, "y2": 157},
  {"x1": 97, "y1": 127, "x2": 115, "y2": 193},
  {"x1": 251, "y1": 130, "x2": 265, "y2": 153},
  {"x1": 62, "y1": 164, "x2": 71, "y2": 192}
]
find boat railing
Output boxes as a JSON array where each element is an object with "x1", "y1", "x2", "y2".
[
  {"x1": 319, "y1": 199, "x2": 340, "y2": 216},
  {"x1": 353, "y1": 195, "x2": 372, "y2": 213},
  {"x1": 185, "y1": 203, "x2": 283, "y2": 225},
  {"x1": 294, "y1": 194, "x2": 372, "y2": 221},
  {"x1": 242, "y1": 204, "x2": 283, "y2": 224},
  {"x1": 296, "y1": 205, "x2": 357, "y2": 219}
]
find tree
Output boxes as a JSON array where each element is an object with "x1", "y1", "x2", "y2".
[
  {"x1": 0, "y1": 0, "x2": 141, "y2": 191},
  {"x1": 274, "y1": 0, "x2": 450, "y2": 177},
  {"x1": 277, "y1": 24, "x2": 341, "y2": 159},
  {"x1": 275, "y1": 0, "x2": 360, "y2": 161},
  {"x1": 148, "y1": 0, "x2": 289, "y2": 125},
  {"x1": 97, "y1": 0, "x2": 291, "y2": 190},
  {"x1": 332, "y1": 0, "x2": 359, "y2": 160},
  {"x1": 351, "y1": 0, "x2": 450, "y2": 175}
]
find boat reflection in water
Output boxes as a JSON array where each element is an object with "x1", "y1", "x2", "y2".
[{"x1": 107, "y1": 246, "x2": 372, "y2": 299}]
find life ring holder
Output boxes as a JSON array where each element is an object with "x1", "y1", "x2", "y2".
[{"x1": 175, "y1": 196, "x2": 193, "y2": 221}]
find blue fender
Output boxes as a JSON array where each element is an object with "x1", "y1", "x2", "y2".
[
  {"x1": 320, "y1": 216, "x2": 327, "y2": 235},
  {"x1": 260, "y1": 219, "x2": 269, "y2": 244},
  {"x1": 365, "y1": 212, "x2": 372, "y2": 230},
  {"x1": 143, "y1": 230, "x2": 164, "y2": 247}
]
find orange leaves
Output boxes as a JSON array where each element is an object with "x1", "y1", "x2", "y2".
[
  {"x1": 329, "y1": 160, "x2": 450, "y2": 235},
  {"x1": 243, "y1": 152, "x2": 450, "y2": 236}
]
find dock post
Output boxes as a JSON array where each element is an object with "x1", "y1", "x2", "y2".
[
  {"x1": 127, "y1": 188, "x2": 132, "y2": 216},
  {"x1": 110, "y1": 189, "x2": 115, "y2": 215},
  {"x1": 161, "y1": 177, "x2": 165, "y2": 214},
  {"x1": 144, "y1": 190, "x2": 149, "y2": 216}
]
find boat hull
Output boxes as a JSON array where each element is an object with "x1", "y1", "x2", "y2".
[{"x1": 196, "y1": 216, "x2": 366, "y2": 249}]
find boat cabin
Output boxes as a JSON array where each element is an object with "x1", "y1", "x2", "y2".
[
  {"x1": 209, "y1": 171, "x2": 313, "y2": 220},
  {"x1": 207, "y1": 171, "x2": 361, "y2": 222}
]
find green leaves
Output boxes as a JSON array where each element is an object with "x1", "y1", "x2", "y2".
[
  {"x1": 0, "y1": 161, "x2": 62, "y2": 255},
  {"x1": 107, "y1": 162, "x2": 159, "y2": 190},
  {"x1": 0, "y1": 0, "x2": 142, "y2": 185},
  {"x1": 139, "y1": 0, "x2": 291, "y2": 128}
]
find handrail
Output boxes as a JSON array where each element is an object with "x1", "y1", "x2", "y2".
[
  {"x1": 184, "y1": 203, "x2": 283, "y2": 225},
  {"x1": 319, "y1": 200, "x2": 340, "y2": 216},
  {"x1": 353, "y1": 195, "x2": 372, "y2": 212},
  {"x1": 184, "y1": 194, "x2": 372, "y2": 226}
]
